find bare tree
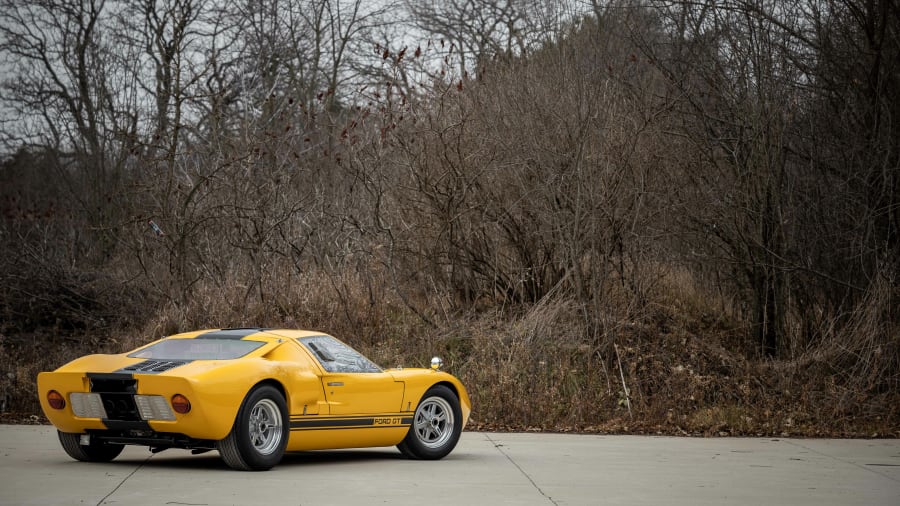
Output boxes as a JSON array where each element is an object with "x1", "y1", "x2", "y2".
[
  {"x1": 228, "y1": 0, "x2": 388, "y2": 122},
  {"x1": 125, "y1": 0, "x2": 207, "y2": 159},
  {"x1": 659, "y1": 0, "x2": 798, "y2": 357},
  {"x1": 403, "y1": 0, "x2": 564, "y2": 78},
  {"x1": 0, "y1": 0, "x2": 144, "y2": 257},
  {"x1": 637, "y1": 0, "x2": 899, "y2": 357}
]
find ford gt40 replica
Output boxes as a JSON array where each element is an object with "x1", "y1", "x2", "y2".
[{"x1": 37, "y1": 328, "x2": 471, "y2": 470}]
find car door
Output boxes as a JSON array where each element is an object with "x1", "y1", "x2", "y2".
[{"x1": 298, "y1": 335, "x2": 404, "y2": 415}]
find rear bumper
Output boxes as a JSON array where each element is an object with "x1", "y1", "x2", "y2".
[{"x1": 38, "y1": 371, "x2": 240, "y2": 441}]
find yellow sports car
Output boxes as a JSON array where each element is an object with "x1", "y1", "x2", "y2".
[{"x1": 37, "y1": 328, "x2": 471, "y2": 470}]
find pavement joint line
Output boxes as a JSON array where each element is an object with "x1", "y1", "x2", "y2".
[
  {"x1": 780, "y1": 439, "x2": 900, "y2": 484},
  {"x1": 96, "y1": 453, "x2": 155, "y2": 506},
  {"x1": 484, "y1": 433, "x2": 559, "y2": 506}
]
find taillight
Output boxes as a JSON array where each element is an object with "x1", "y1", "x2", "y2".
[
  {"x1": 47, "y1": 391, "x2": 65, "y2": 410},
  {"x1": 171, "y1": 394, "x2": 191, "y2": 414}
]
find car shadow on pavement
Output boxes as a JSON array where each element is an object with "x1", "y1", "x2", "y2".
[
  {"x1": 281, "y1": 449, "x2": 407, "y2": 466},
  {"x1": 113, "y1": 448, "x2": 407, "y2": 470}
]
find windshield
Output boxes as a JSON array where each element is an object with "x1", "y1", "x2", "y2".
[{"x1": 129, "y1": 338, "x2": 266, "y2": 360}]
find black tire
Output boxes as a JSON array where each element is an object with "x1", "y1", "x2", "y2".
[
  {"x1": 57, "y1": 431, "x2": 124, "y2": 462},
  {"x1": 218, "y1": 385, "x2": 288, "y2": 471},
  {"x1": 397, "y1": 385, "x2": 462, "y2": 460}
]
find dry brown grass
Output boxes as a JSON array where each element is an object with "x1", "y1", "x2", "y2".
[{"x1": 2, "y1": 255, "x2": 897, "y2": 437}]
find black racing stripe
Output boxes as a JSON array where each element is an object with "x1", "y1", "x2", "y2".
[
  {"x1": 289, "y1": 414, "x2": 415, "y2": 431},
  {"x1": 292, "y1": 418, "x2": 375, "y2": 429},
  {"x1": 291, "y1": 426, "x2": 407, "y2": 432},
  {"x1": 87, "y1": 372, "x2": 135, "y2": 381},
  {"x1": 194, "y1": 328, "x2": 268, "y2": 340},
  {"x1": 88, "y1": 373, "x2": 137, "y2": 394},
  {"x1": 289, "y1": 414, "x2": 410, "y2": 421}
]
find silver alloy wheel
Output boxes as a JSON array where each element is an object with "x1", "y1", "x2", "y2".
[
  {"x1": 413, "y1": 395, "x2": 455, "y2": 449},
  {"x1": 248, "y1": 398, "x2": 282, "y2": 455}
]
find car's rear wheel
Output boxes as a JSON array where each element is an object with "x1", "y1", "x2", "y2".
[
  {"x1": 397, "y1": 385, "x2": 462, "y2": 460},
  {"x1": 57, "y1": 431, "x2": 124, "y2": 462},
  {"x1": 218, "y1": 385, "x2": 288, "y2": 471}
]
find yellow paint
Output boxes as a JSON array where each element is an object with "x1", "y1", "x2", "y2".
[
  {"x1": 288, "y1": 426, "x2": 410, "y2": 451},
  {"x1": 321, "y1": 372, "x2": 405, "y2": 414}
]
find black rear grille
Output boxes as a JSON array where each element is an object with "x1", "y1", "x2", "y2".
[
  {"x1": 101, "y1": 393, "x2": 141, "y2": 421},
  {"x1": 121, "y1": 359, "x2": 189, "y2": 373},
  {"x1": 87, "y1": 373, "x2": 142, "y2": 423}
]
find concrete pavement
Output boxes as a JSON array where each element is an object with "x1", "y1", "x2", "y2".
[{"x1": 0, "y1": 425, "x2": 898, "y2": 505}]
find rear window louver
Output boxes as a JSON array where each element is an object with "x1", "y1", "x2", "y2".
[{"x1": 120, "y1": 359, "x2": 190, "y2": 374}]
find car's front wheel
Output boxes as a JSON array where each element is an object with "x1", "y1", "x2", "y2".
[
  {"x1": 57, "y1": 431, "x2": 124, "y2": 462},
  {"x1": 218, "y1": 385, "x2": 288, "y2": 471},
  {"x1": 397, "y1": 385, "x2": 462, "y2": 460}
]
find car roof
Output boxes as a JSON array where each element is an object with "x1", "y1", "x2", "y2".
[{"x1": 167, "y1": 328, "x2": 328, "y2": 342}]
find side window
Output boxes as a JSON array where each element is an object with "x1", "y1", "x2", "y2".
[{"x1": 299, "y1": 336, "x2": 382, "y2": 373}]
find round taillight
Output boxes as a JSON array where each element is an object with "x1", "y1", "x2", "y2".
[
  {"x1": 47, "y1": 391, "x2": 66, "y2": 410},
  {"x1": 171, "y1": 394, "x2": 191, "y2": 414}
]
